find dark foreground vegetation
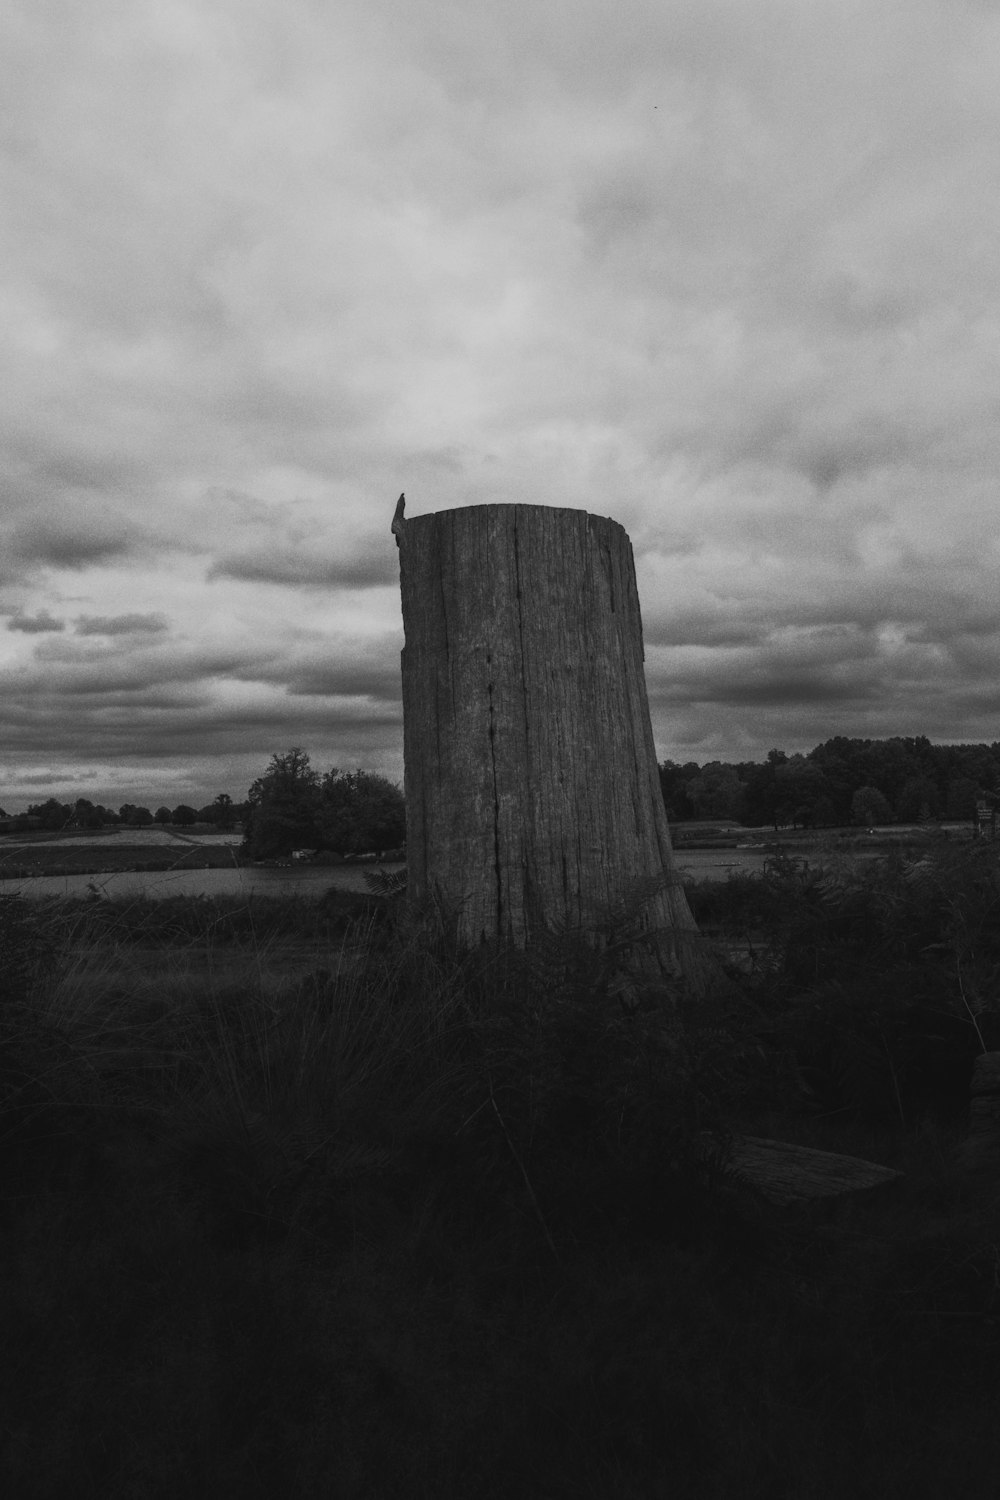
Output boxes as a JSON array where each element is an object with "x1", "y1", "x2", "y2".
[{"x1": 2, "y1": 846, "x2": 1000, "y2": 1497}]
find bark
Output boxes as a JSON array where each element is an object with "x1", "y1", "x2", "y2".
[{"x1": 397, "y1": 501, "x2": 715, "y2": 994}]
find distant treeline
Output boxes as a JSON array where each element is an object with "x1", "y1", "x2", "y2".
[
  {"x1": 659, "y1": 735, "x2": 1000, "y2": 828},
  {"x1": 0, "y1": 793, "x2": 245, "y2": 835},
  {"x1": 4, "y1": 735, "x2": 1000, "y2": 838}
]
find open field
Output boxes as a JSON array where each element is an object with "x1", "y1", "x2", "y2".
[
  {"x1": 0, "y1": 827, "x2": 243, "y2": 848},
  {"x1": 2, "y1": 845, "x2": 1000, "y2": 1496},
  {"x1": 0, "y1": 861, "x2": 407, "y2": 902},
  {"x1": 0, "y1": 820, "x2": 974, "y2": 890},
  {"x1": 0, "y1": 840, "x2": 246, "y2": 881},
  {"x1": 0, "y1": 827, "x2": 243, "y2": 877}
]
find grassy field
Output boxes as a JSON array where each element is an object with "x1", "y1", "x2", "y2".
[
  {"x1": 0, "y1": 818, "x2": 968, "y2": 882},
  {"x1": 0, "y1": 830, "x2": 245, "y2": 880},
  {"x1": 2, "y1": 847, "x2": 1000, "y2": 1497}
]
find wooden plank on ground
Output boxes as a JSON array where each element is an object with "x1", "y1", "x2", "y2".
[{"x1": 720, "y1": 1135, "x2": 903, "y2": 1206}]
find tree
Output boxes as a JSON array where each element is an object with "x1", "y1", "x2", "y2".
[
  {"x1": 773, "y1": 755, "x2": 831, "y2": 828},
  {"x1": 658, "y1": 761, "x2": 699, "y2": 821},
  {"x1": 72, "y1": 798, "x2": 103, "y2": 830},
  {"x1": 806, "y1": 743, "x2": 855, "y2": 825},
  {"x1": 740, "y1": 750, "x2": 788, "y2": 828},
  {"x1": 945, "y1": 777, "x2": 978, "y2": 821},
  {"x1": 203, "y1": 793, "x2": 235, "y2": 829},
  {"x1": 316, "y1": 770, "x2": 405, "y2": 856},
  {"x1": 121, "y1": 804, "x2": 156, "y2": 826},
  {"x1": 684, "y1": 762, "x2": 745, "y2": 822},
  {"x1": 397, "y1": 502, "x2": 712, "y2": 994},
  {"x1": 243, "y1": 749, "x2": 321, "y2": 859},
  {"x1": 851, "y1": 786, "x2": 893, "y2": 827},
  {"x1": 896, "y1": 776, "x2": 941, "y2": 823},
  {"x1": 810, "y1": 796, "x2": 838, "y2": 828},
  {"x1": 27, "y1": 798, "x2": 72, "y2": 830},
  {"x1": 153, "y1": 807, "x2": 172, "y2": 824},
  {"x1": 172, "y1": 804, "x2": 198, "y2": 827}
]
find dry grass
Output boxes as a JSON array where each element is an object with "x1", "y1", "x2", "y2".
[{"x1": 1, "y1": 871, "x2": 1000, "y2": 1498}]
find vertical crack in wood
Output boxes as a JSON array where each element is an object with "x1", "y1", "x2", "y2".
[
  {"x1": 601, "y1": 531, "x2": 617, "y2": 614},
  {"x1": 512, "y1": 509, "x2": 529, "y2": 764},
  {"x1": 486, "y1": 658, "x2": 503, "y2": 940},
  {"x1": 512, "y1": 511, "x2": 530, "y2": 900},
  {"x1": 436, "y1": 517, "x2": 450, "y2": 776}
]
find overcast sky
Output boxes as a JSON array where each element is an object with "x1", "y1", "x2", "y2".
[{"x1": 2, "y1": 0, "x2": 998, "y2": 810}]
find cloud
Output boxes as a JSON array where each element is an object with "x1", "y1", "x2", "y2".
[
  {"x1": 210, "y1": 631, "x2": 402, "y2": 701},
  {"x1": 7, "y1": 610, "x2": 65, "y2": 633},
  {"x1": 3, "y1": 0, "x2": 1000, "y2": 801},
  {"x1": 20, "y1": 637, "x2": 276, "y2": 696},
  {"x1": 0, "y1": 620, "x2": 404, "y2": 812},
  {"x1": 8, "y1": 514, "x2": 146, "y2": 571},
  {"x1": 0, "y1": 690, "x2": 402, "y2": 786},
  {"x1": 74, "y1": 613, "x2": 170, "y2": 636},
  {"x1": 207, "y1": 548, "x2": 397, "y2": 589}
]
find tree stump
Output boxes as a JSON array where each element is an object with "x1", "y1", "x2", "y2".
[{"x1": 396, "y1": 501, "x2": 713, "y2": 992}]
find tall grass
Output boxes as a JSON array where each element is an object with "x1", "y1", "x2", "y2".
[{"x1": 2, "y1": 854, "x2": 1000, "y2": 1498}]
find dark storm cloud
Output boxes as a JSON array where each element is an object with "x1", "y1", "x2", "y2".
[
  {"x1": 284, "y1": 660, "x2": 401, "y2": 699},
  {"x1": 644, "y1": 590, "x2": 1000, "y2": 760},
  {"x1": 22, "y1": 651, "x2": 268, "y2": 696},
  {"x1": 642, "y1": 550, "x2": 1000, "y2": 654},
  {"x1": 645, "y1": 613, "x2": 768, "y2": 650},
  {"x1": 216, "y1": 632, "x2": 402, "y2": 701},
  {"x1": 74, "y1": 613, "x2": 170, "y2": 636},
  {"x1": 9, "y1": 515, "x2": 143, "y2": 570},
  {"x1": 7, "y1": 611, "x2": 65, "y2": 633},
  {"x1": 0, "y1": 620, "x2": 404, "y2": 799},
  {"x1": 207, "y1": 547, "x2": 398, "y2": 589},
  {"x1": 20, "y1": 638, "x2": 277, "y2": 697},
  {"x1": 663, "y1": 668, "x2": 879, "y2": 710},
  {"x1": 1, "y1": 690, "x2": 401, "y2": 765},
  {"x1": 650, "y1": 623, "x2": 881, "y2": 709}
]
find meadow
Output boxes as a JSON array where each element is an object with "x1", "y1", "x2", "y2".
[
  {"x1": 0, "y1": 827, "x2": 245, "y2": 883},
  {"x1": 2, "y1": 844, "x2": 1000, "y2": 1497}
]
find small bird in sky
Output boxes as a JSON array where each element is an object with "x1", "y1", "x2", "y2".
[{"x1": 391, "y1": 492, "x2": 405, "y2": 546}]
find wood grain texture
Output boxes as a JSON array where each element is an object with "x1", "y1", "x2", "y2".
[
  {"x1": 723, "y1": 1136, "x2": 903, "y2": 1206},
  {"x1": 398, "y1": 503, "x2": 709, "y2": 984}
]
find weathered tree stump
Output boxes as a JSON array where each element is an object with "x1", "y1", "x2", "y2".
[{"x1": 396, "y1": 500, "x2": 714, "y2": 992}]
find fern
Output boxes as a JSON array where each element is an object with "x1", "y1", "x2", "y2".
[{"x1": 362, "y1": 866, "x2": 408, "y2": 897}]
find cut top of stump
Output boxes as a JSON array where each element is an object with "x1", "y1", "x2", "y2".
[{"x1": 722, "y1": 1134, "x2": 903, "y2": 1207}]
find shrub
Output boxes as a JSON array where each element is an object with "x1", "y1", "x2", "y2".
[
  {"x1": 0, "y1": 895, "x2": 54, "y2": 1003},
  {"x1": 738, "y1": 844, "x2": 1000, "y2": 1123}
]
